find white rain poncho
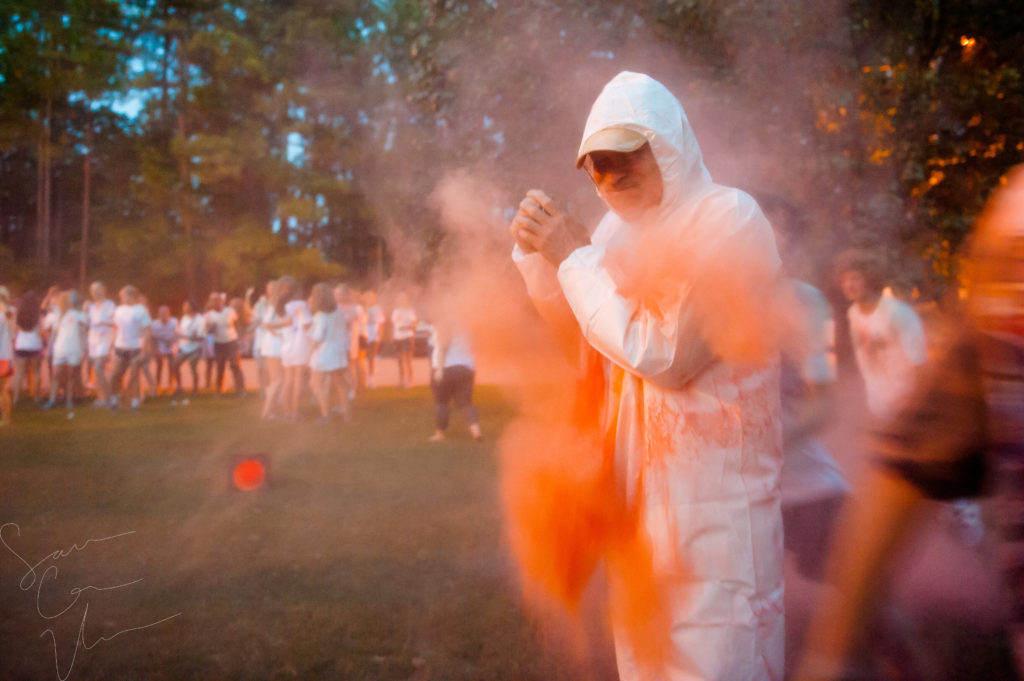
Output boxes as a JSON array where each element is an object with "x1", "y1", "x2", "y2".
[{"x1": 514, "y1": 72, "x2": 784, "y2": 680}]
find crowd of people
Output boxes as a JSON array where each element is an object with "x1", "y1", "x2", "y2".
[{"x1": 0, "y1": 278, "x2": 481, "y2": 437}]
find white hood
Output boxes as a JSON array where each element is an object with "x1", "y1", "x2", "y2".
[{"x1": 577, "y1": 71, "x2": 713, "y2": 223}]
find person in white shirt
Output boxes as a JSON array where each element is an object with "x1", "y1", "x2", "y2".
[
  {"x1": 309, "y1": 283, "x2": 350, "y2": 422},
  {"x1": 391, "y1": 292, "x2": 418, "y2": 388},
  {"x1": 0, "y1": 286, "x2": 14, "y2": 426},
  {"x1": 335, "y1": 284, "x2": 363, "y2": 399},
  {"x1": 108, "y1": 285, "x2": 152, "y2": 410},
  {"x1": 204, "y1": 292, "x2": 246, "y2": 396},
  {"x1": 259, "y1": 280, "x2": 287, "y2": 420},
  {"x1": 838, "y1": 249, "x2": 927, "y2": 418},
  {"x1": 85, "y1": 281, "x2": 116, "y2": 406},
  {"x1": 362, "y1": 290, "x2": 385, "y2": 388},
  {"x1": 150, "y1": 305, "x2": 178, "y2": 395},
  {"x1": 11, "y1": 289, "x2": 44, "y2": 404},
  {"x1": 171, "y1": 300, "x2": 204, "y2": 401},
  {"x1": 44, "y1": 289, "x2": 88, "y2": 414},
  {"x1": 247, "y1": 284, "x2": 271, "y2": 398},
  {"x1": 427, "y1": 317, "x2": 481, "y2": 442},
  {"x1": 277, "y1": 276, "x2": 312, "y2": 420}
]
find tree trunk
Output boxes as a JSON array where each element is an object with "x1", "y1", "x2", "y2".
[
  {"x1": 176, "y1": 34, "x2": 197, "y2": 301},
  {"x1": 38, "y1": 94, "x2": 53, "y2": 269},
  {"x1": 80, "y1": 109, "x2": 92, "y2": 288}
]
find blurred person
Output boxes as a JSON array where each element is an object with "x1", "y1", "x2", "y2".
[
  {"x1": 247, "y1": 284, "x2": 271, "y2": 398},
  {"x1": 427, "y1": 317, "x2": 481, "y2": 442},
  {"x1": 133, "y1": 294, "x2": 159, "y2": 400},
  {"x1": 43, "y1": 290, "x2": 87, "y2": 415},
  {"x1": 108, "y1": 285, "x2": 151, "y2": 410},
  {"x1": 259, "y1": 279, "x2": 287, "y2": 420},
  {"x1": 795, "y1": 167, "x2": 1024, "y2": 680},
  {"x1": 391, "y1": 291, "x2": 417, "y2": 388},
  {"x1": 150, "y1": 304, "x2": 178, "y2": 395},
  {"x1": 205, "y1": 292, "x2": 246, "y2": 396},
  {"x1": 510, "y1": 71, "x2": 783, "y2": 680},
  {"x1": 837, "y1": 248, "x2": 927, "y2": 418},
  {"x1": 230, "y1": 295, "x2": 250, "y2": 357},
  {"x1": 362, "y1": 290, "x2": 384, "y2": 388},
  {"x1": 761, "y1": 197, "x2": 849, "y2": 582},
  {"x1": 171, "y1": 300, "x2": 204, "y2": 402},
  {"x1": 84, "y1": 281, "x2": 116, "y2": 406},
  {"x1": 336, "y1": 284, "x2": 364, "y2": 398},
  {"x1": 39, "y1": 286, "x2": 60, "y2": 394},
  {"x1": 279, "y1": 277, "x2": 311, "y2": 420},
  {"x1": 308, "y1": 283, "x2": 349, "y2": 423},
  {"x1": 11, "y1": 290, "x2": 44, "y2": 404},
  {"x1": 0, "y1": 286, "x2": 13, "y2": 425}
]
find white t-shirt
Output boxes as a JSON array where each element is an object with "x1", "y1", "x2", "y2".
[
  {"x1": 430, "y1": 329, "x2": 475, "y2": 370},
  {"x1": 86, "y1": 298, "x2": 116, "y2": 358},
  {"x1": 259, "y1": 307, "x2": 283, "y2": 359},
  {"x1": 114, "y1": 304, "x2": 152, "y2": 351},
  {"x1": 52, "y1": 310, "x2": 87, "y2": 366},
  {"x1": 14, "y1": 322, "x2": 44, "y2": 352},
  {"x1": 308, "y1": 309, "x2": 348, "y2": 372},
  {"x1": 151, "y1": 317, "x2": 179, "y2": 354},
  {"x1": 0, "y1": 311, "x2": 13, "y2": 361},
  {"x1": 365, "y1": 305, "x2": 384, "y2": 343},
  {"x1": 42, "y1": 308, "x2": 59, "y2": 356},
  {"x1": 177, "y1": 314, "x2": 205, "y2": 354},
  {"x1": 281, "y1": 300, "x2": 311, "y2": 367},
  {"x1": 847, "y1": 294, "x2": 927, "y2": 417},
  {"x1": 391, "y1": 307, "x2": 417, "y2": 340},
  {"x1": 205, "y1": 307, "x2": 238, "y2": 344}
]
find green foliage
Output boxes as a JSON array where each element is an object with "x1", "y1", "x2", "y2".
[{"x1": 0, "y1": 0, "x2": 1021, "y2": 300}]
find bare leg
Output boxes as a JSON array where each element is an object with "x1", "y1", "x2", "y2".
[
  {"x1": 11, "y1": 357, "x2": 25, "y2": 403},
  {"x1": 310, "y1": 370, "x2": 329, "y2": 418}
]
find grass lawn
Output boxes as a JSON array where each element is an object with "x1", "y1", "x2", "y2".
[{"x1": 0, "y1": 386, "x2": 616, "y2": 681}]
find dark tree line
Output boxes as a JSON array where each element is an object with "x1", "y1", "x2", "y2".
[{"x1": 1, "y1": 0, "x2": 1021, "y2": 302}]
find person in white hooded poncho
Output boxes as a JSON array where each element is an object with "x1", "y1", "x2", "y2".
[{"x1": 511, "y1": 72, "x2": 784, "y2": 680}]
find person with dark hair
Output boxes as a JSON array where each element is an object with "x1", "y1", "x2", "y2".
[
  {"x1": 391, "y1": 292, "x2": 417, "y2": 388},
  {"x1": 837, "y1": 248, "x2": 927, "y2": 418},
  {"x1": 11, "y1": 290, "x2": 44, "y2": 404}
]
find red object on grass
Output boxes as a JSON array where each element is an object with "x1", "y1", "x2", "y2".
[{"x1": 233, "y1": 459, "x2": 266, "y2": 490}]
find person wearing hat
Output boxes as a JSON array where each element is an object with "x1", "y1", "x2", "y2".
[{"x1": 510, "y1": 72, "x2": 783, "y2": 680}]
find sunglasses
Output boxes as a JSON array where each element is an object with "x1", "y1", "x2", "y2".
[{"x1": 581, "y1": 144, "x2": 652, "y2": 182}]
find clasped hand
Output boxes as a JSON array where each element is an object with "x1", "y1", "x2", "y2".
[{"x1": 510, "y1": 189, "x2": 590, "y2": 265}]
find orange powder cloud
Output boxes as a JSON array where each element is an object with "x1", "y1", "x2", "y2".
[{"x1": 428, "y1": 172, "x2": 681, "y2": 673}]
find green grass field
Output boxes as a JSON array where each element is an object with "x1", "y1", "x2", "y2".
[{"x1": 0, "y1": 387, "x2": 616, "y2": 680}]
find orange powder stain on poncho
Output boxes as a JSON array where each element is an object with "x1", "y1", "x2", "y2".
[{"x1": 428, "y1": 173, "x2": 690, "y2": 673}]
